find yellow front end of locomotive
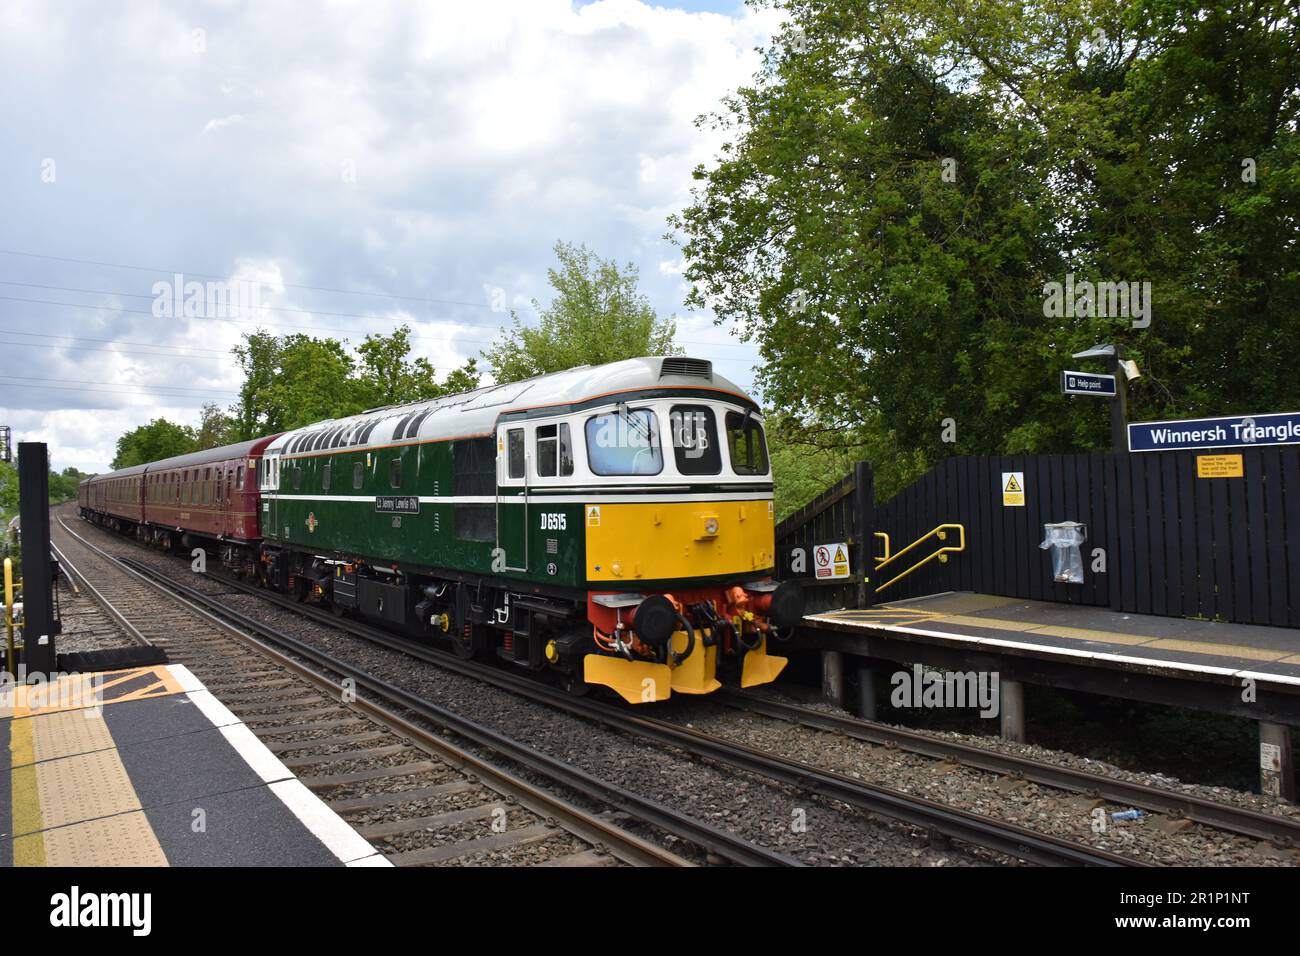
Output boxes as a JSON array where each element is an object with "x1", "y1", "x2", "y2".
[{"x1": 584, "y1": 498, "x2": 775, "y2": 583}]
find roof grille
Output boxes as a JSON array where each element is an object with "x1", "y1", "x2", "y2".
[{"x1": 660, "y1": 357, "x2": 712, "y2": 380}]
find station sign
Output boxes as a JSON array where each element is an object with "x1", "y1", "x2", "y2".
[
  {"x1": 1128, "y1": 412, "x2": 1300, "y2": 452},
  {"x1": 1060, "y1": 370, "x2": 1117, "y2": 397}
]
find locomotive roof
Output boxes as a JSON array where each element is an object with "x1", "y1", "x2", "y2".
[{"x1": 268, "y1": 356, "x2": 756, "y2": 458}]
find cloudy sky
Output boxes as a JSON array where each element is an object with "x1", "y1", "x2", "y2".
[{"x1": 0, "y1": 0, "x2": 780, "y2": 473}]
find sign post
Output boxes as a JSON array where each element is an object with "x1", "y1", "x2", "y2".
[{"x1": 1068, "y1": 345, "x2": 1131, "y2": 453}]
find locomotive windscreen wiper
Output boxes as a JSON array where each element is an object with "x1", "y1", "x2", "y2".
[{"x1": 616, "y1": 400, "x2": 651, "y2": 443}]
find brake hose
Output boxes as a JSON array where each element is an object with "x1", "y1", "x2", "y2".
[{"x1": 670, "y1": 613, "x2": 695, "y2": 665}]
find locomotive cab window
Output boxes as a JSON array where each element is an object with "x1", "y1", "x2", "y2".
[
  {"x1": 725, "y1": 411, "x2": 769, "y2": 476},
  {"x1": 352, "y1": 462, "x2": 364, "y2": 490},
  {"x1": 389, "y1": 457, "x2": 402, "y2": 488},
  {"x1": 322, "y1": 461, "x2": 332, "y2": 491},
  {"x1": 507, "y1": 428, "x2": 525, "y2": 480},
  {"x1": 292, "y1": 466, "x2": 302, "y2": 491},
  {"x1": 670, "y1": 405, "x2": 721, "y2": 476},
  {"x1": 585, "y1": 408, "x2": 662, "y2": 476},
  {"x1": 535, "y1": 423, "x2": 575, "y2": 478}
]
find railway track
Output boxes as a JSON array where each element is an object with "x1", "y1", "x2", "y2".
[
  {"x1": 716, "y1": 690, "x2": 1300, "y2": 849},
  {"x1": 53, "y1": 516, "x2": 800, "y2": 867},
  {"x1": 59, "y1": 516, "x2": 1145, "y2": 867}
]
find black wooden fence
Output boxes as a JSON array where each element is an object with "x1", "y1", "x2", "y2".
[{"x1": 776, "y1": 448, "x2": 1300, "y2": 629}]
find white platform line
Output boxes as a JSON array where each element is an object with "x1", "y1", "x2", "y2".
[{"x1": 806, "y1": 614, "x2": 1300, "y2": 687}]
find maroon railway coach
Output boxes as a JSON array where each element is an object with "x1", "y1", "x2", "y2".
[{"x1": 80, "y1": 435, "x2": 281, "y2": 556}]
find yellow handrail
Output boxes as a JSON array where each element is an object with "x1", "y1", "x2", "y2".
[
  {"x1": 873, "y1": 523, "x2": 965, "y2": 592},
  {"x1": 4, "y1": 557, "x2": 14, "y2": 677}
]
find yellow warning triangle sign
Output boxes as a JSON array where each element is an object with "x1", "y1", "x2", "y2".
[
  {"x1": 834, "y1": 545, "x2": 847, "y2": 562},
  {"x1": 588, "y1": 506, "x2": 599, "y2": 517},
  {"x1": 1004, "y1": 474, "x2": 1022, "y2": 492}
]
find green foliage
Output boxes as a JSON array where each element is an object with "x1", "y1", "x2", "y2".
[
  {"x1": 0, "y1": 460, "x2": 18, "y2": 528},
  {"x1": 673, "y1": 0, "x2": 1300, "y2": 497},
  {"x1": 194, "y1": 402, "x2": 236, "y2": 451},
  {"x1": 484, "y1": 241, "x2": 680, "y2": 384},
  {"x1": 353, "y1": 326, "x2": 480, "y2": 411},
  {"x1": 228, "y1": 325, "x2": 480, "y2": 441},
  {"x1": 112, "y1": 419, "x2": 199, "y2": 469},
  {"x1": 48, "y1": 465, "x2": 91, "y2": 504},
  {"x1": 231, "y1": 332, "x2": 357, "y2": 438},
  {"x1": 768, "y1": 413, "x2": 929, "y2": 519}
]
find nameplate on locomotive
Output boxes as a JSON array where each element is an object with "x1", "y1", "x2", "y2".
[{"x1": 374, "y1": 496, "x2": 420, "y2": 514}]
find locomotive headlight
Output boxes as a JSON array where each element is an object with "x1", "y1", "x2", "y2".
[{"x1": 698, "y1": 515, "x2": 720, "y2": 539}]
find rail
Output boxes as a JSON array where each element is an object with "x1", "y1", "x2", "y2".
[{"x1": 873, "y1": 523, "x2": 966, "y2": 592}]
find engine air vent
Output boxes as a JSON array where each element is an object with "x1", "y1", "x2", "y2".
[{"x1": 660, "y1": 357, "x2": 712, "y2": 380}]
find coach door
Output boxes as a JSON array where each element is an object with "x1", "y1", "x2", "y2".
[{"x1": 496, "y1": 425, "x2": 528, "y2": 572}]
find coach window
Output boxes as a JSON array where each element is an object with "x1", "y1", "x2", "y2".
[
  {"x1": 507, "y1": 428, "x2": 525, "y2": 479},
  {"x1": 389, "y1": 458, "x2": 402, "y2": 489},
  {"x1": 585, "y1": 408, "x2": 662, "y2": 476},
  {"x1": 292, "y1": 466, "x2": 302, "y2": 491},
  {"x1": 353, "y1": 462, "x2": 364, "y2": 490},
  {"x1": 235, "y1": 465, "x2": 244, "y2": 491},
  {"x1": 322, "y1": 461, "x2": 332, "y2": 492},
  {"x1": 725, "y1": 411, "x2": 769, "y2": 476}
]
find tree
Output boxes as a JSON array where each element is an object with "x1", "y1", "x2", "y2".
[
  {"x1": 231, "y1": 332, "x2": 357, "y2": 438},
  {"x1": 111, "y1": 419, "x2": 198, "y2": 469},
  {"x1": 484, "y1": 241, "x2": 680, "y2": 383},
  {"x1": 47, "y1": 466, "x2": 92, "y2": 503},
  {"x1": 195, "y1": 402, "x2": 236, "y2": 450},
  {"x1": 354, "y1": 326, "x2": 480, "y2": 410},
  {"x1": 0, "y1": 460, "x2": 17, "y2": 527},
  {"x1": 672, "y1": 0, "x2": 1300, "y2": 492}
]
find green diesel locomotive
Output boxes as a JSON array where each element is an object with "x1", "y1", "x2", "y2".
[{"x1": 256, "y1": 356, "x2": 801, "y2": 702}]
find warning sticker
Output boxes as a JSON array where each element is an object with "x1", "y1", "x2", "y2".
[
  {"x1": 1002, "y1": 471, "x2": 1025, "y2": 507},
  {"x1": 814, "y1": 542, "x2": 851, "y2": 580},
  {"x1": 1196, "y1": 454, "x2": 1244, "y2": 478},
  {"x1": 586, "y1": 505, "x2": 601, "y2": 527}
]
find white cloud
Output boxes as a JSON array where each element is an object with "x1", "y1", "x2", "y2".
[{"x1": 0, "y1": 0, "x2": 778, "y2": 472}]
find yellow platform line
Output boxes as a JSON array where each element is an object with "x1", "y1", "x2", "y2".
[{"x1": 10, "y1": 717, "x2": 46, "y2": 866}]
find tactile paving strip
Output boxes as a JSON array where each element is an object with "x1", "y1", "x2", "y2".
[
  {"x1": 30, "y1": 710, "x2": 115, "y2": 763},
  {"x1": 42, "y1": 812, "x2": 167, "y2": 867},
  {"x1": 33, "y1": 749, "x2": 142, "y2": 831}
]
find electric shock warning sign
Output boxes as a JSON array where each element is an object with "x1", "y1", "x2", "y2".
[
  {"x1": 1002, "y1": 472, "x2": 1025, "y2": 507},
  {"x1": 814, "y1": 542, "x2": 851, "y2": 579}
]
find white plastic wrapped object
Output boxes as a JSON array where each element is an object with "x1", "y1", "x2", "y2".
[{"x1": 1040, "y1": 521, "x2": 1087, "y2": 584}]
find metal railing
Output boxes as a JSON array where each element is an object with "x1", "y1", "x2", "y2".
[{"x1": 873, "y1": 523, "x2": 965, "y2": 592}]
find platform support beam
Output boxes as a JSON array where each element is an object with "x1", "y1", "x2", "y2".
[
  {"x1": 857, "y1": 665, "x2": 877, "y2": 721},
  {"x1": 1259, "y1": 722, "x2": 1295, "y2": 802},
  {"x1": 822, "y1": 650, "x2": 845, "y2": 708},
  {"x1": 999, "y1": 678, "x2": 1025, "y2": 743}
]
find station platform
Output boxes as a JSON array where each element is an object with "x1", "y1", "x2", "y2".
[
  {"x1": 0, "y1": 663, "x2": 388, "y2": 867},
  {"x1": 803, "y1": 591, "x2": 1300, "y2": 721}
]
